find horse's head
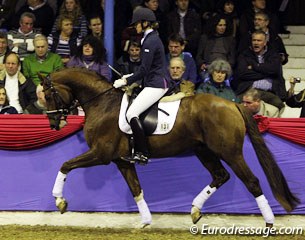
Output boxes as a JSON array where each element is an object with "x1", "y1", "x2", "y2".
[{"x1": 38, "y1": 72, "x2": 74, "y2": 130}]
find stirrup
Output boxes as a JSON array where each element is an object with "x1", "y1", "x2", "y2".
[{"x1": 121, "y1": 152, "x2": 149, "y2": 165}]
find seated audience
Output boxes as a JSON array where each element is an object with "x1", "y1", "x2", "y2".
[
  {"x1": 23, "y1": 34, "x2": 64, "y2": 86},
  {"x1": 242, "y1": 88, "x2": 280, "y2": 117},
  {"x1": 24, "y1": 84, "x2": 47, "y2": 114},
  {"x1": 234, "y1": 30, "x2": 286, "y2": 110},
  {"x1": 0, "y1": 31, "x2": 10, "y2": 70},
  {"x1": 196, "y1": 59, "x2": 239, "y2": 102},
  {"x1": 216, "y1": 0, "x2": 240, "y2": 37},
  {"x1": 166, "y1": 0, "x2": 201, "y2": 58},
  {"x1": 7, "y1": 12, "x2": 40, "y2": 61},
  {"x1": 0, "y1": 0, "x2": 18, "y2": 30},
  {"x1": 160, "y1": 57, "x2": 195, "y2": 102},
  {"x1": 66, "y1": 35, "x2": 111, "y2": 81},
  {"x1": 52, "y1": 0, "x2": 88, "y2": 38},
  {"x1": 0, "y1": 52, "x2": 36, "y2": 113},
  {"x1": 87, "y1": 14, "x2": 104, "y2": 43},
  {"x1": 166, "y1": 33, "x2": 197, "y2": 84},
  {"x1": 115, "y1": 41, "x2": 141, "y2": 78},
  {"x1": 196, "y1": 14, "x2": 236, "y2": 81},
  {"x1": 0, "y1": 87, "x2": 18, "y2": 114},
  {"x1": 239, "y1": 0, "x2": 280, "y2": 36},
  {"x1": 48, "y1": 15, "x2": 81, "y2": 65},
  {"x1": 286, "y1": 77, "x2": 305, "y2": 118},
  {"x1": 238, "y1": 11, "x2": 288, "y2": 65},
  {"x1": 13, "y1": 0, "x2": 54, "y2": 36}
]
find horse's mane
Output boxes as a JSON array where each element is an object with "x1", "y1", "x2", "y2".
[{"x1": 51, "y1": 67, "x2": 123, "y2": 109}]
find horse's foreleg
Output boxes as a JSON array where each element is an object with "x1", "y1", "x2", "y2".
[
  {"x1": 114, "y1": 160, "x2": 152, "y2": 227},
  {"x1": 226, "y1": 155, "x2": 275, "y2": 227},
  {"x1": 53, "y1": 149, "x2": 103, "y2": 214},
  {"x1": 192, "y1": 148, "x2": 231, "y2": 224}
]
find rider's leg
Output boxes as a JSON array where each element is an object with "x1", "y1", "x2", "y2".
[{"x1": 125, "y1": 87, "x2": 168, "y2": 163}]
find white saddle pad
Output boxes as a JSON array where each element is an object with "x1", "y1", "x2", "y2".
[{"x1": 119, "y1": 93, "x2": 181, "y2": 135}]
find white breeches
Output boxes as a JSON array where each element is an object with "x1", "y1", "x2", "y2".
[{"x1": 126, "y1": 87, "x2": 168, "y2": 122}]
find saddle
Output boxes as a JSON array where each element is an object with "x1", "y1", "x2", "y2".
[
  {"x1": 123, "y1": 80, "x2": 195, "y2": 135},
  {"x1": 127, "y1": 86, "x2": 165, "y2": 135}
]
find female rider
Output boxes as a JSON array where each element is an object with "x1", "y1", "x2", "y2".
[{"x1": 113, "y1": 7, "x2": 170, "y2": 164}]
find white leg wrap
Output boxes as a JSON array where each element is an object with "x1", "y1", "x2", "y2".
[
  {"x1": 52, "y1": 171, "x2": 67, "y2": 198},
  {"x1": 192, "y1": 185, "x2": 217, "y2": 210},
  {"x1": 134, "y1": 190, "x2": 152, "y2": 225},
  {"x1": 256, "y1": 195, "x2": 275, "y2": 224}
]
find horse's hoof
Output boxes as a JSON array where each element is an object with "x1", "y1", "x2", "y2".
[
  {"x1": 266, "y1": 223, "x2": 273, "y2": 228},
  {"x1": 141, "y1": 223, "x2": 151, "y2": 229},
  {"x1": 191, "y1": 206, "x2": 202, "y2": 224},
  {"x1": 55, "y1": 197, "x2": 68, "y2": 214}
]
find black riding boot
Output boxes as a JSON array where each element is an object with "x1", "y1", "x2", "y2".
[{"x1": 123, "y1": 117, "x2": 149, "y2": 164}]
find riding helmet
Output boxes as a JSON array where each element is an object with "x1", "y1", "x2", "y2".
[{"x1": 130, "y1": 7, "x2": 156, "y2": 25}]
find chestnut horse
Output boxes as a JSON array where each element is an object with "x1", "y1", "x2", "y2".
[{"x1": 39, "y1": 68, "x2": 299, "y2": 227}]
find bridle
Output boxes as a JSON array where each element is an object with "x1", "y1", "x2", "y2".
[
  {"x1": 43, "y1": 75, "x2": 74, "y2": 128},
  {"x1": 43, "y1": 75, "x2": 114, "y2": 129}
]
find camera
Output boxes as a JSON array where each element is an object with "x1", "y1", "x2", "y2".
[{"x1": 293, "y1": 77, "x2": 301, "y2": 83}]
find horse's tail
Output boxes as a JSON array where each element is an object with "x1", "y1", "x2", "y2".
[{"x1": 236, "y1": 104, "x2": 300, "y2": 212}]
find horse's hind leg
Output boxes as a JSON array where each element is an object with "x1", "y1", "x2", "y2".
[
  {"x1": 224, "y1": 154, "x2": 275, "y2": 227},
  {"x1": 192, "y1": 147, "x2": 231, "y2": 223},
  {"x1": 53, "y1": 149, "x2": 104, "y2": 213},
  {"x1": 114, "y1": 160, "x2": 152, "y2": 227}
]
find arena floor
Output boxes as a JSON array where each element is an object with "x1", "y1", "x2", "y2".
[{"x1": 0, "y1": 212, "x2": 304, "y2": 230}]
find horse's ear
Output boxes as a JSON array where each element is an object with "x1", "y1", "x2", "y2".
[{"x1": 37, "y1": 72, "x2": 46, "y2": 85}]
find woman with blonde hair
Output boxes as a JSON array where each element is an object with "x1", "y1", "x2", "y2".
[{"x1": 52, "y1": 0, "x2": 87, "y2": 37}]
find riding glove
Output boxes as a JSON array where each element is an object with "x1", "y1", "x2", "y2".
[
  {"x1": 113, "y1": 79, "x2": 127, "y2": 88},
  {"x1": 113, "y1": 73, "x2": 134, "y2": 88}
]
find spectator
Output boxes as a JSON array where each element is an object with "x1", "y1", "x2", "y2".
[
  {"x1": 0, "y1": 52, "x2": 36, "y2": 113},
  {"x1": 48, "y1": 14, "x2": 81, "y2": 65},
  {"x1": 0, "y1": 87, "x2": 18, "y2": 114},
  {"x1": 239, "y1": 0, "x2": 280, "y2": 36},
  {"x1": 23, "y1": 34, "x2": 64, "y2": 86},
  {"x1": 115, "y1": 40, "x2": 141, "y2": 79},
  {"x1": 196, "y1": 59, "x2": 239, "y2": 102},
  {"x1": 166, "y1": 0, "x2": 201, "y2": 58},
  {"x1": 52, "y1": 0, "x2": 88, "y2": 38},
  {"x1": 0, "y1": 31, "x2": 10, "y2": 70},
  {"x1": 216, "y1": 0, "x2": 240, "y2": 37},
  {"x1": 121, "y1": 25, "x2": 143, "y2": 56},
  {"x1": 66, "y1": 35, "x2": 111, "y2": 81},
  {"x1": 24, "y1": 84, "x2": 47, "y2": 114},
  {"x1": 7, "y1": 12, "x2": 40, "y2": 61},
  {"x1": 161, "y1": 57, "x2": 195, "y2": 101},
  {"x1": 234, "y1": 30, "x2": 286, "y2": 110},
  {"x1": 285, "y1": 77, "x2": 305, "y2": 118},
  {"x1": 242, "y1": 88, "x2": 280, "y2": 117},
  {"x1": 238, "y1": 11, "x2": 288, "y2": 65},
  {"x1": 168, "y1": 56, "x2": 194, "y2": 94},
  {"x1": 15, "y1": 0, "x2": 58, "y2": 16},
  {"x1": 196, "y1": 14, "x2": 236, "y2": 81},
  {"x1": 13, "y1": 0, "x2": 54, "y2": 36},
  {"x1": 0, "y1": 0, "x2": 18, "y2": 30},
  {"x1": 87, "y1": 14, "x2": 103, "y2": 43},
  {"x1": 166, "y1": 33, "x2": 197, "y2": 84}
]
